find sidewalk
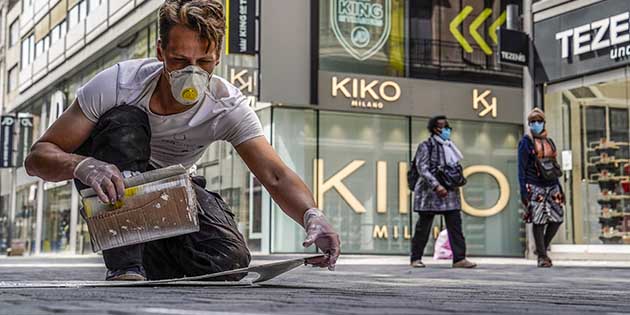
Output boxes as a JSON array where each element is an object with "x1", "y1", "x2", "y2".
[
  {"x1": 2, "y1": 254, "x2": 630, "y2": 314},
  {"x1": 3, "y1": 254, "x2": 630, "y2": 268}
]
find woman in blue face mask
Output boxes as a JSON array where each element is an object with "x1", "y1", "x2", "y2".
[
  {"x1": 518, "y1": 108, "x2": 565, "y2": 268},
  {"x1": 409, "y1": 115, "x2": 476, "y2": 269}
]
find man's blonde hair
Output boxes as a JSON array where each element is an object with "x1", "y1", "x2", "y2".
[{"x1": 158, "y1": 0, "x2": 225, "y2": 52}]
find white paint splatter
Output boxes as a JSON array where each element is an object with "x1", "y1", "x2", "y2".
[
  {"x1": 155, "y1": 203, "x2": 161, "y2": 209},
  {"x1": 108, "y1": 229, "x2": 117, "y2": 236},
  {"x1": 161, "y1": 193, "x2": 170, "y2": 201}
]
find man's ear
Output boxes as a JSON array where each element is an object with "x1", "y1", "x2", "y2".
[{"x1": 157, "y1": 39, "x2": 164, "y2": 62}]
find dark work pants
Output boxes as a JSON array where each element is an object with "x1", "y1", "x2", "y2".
[
  {"x1": 74, "y1": 105, "x2": 251, "y2": 280},
  {"x1": 410, "y1": 210, "x2": 466, "y2": 263}
]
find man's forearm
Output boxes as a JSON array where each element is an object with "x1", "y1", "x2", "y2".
[
  {"x1": 25, "y1": 142, "x2": 86, "y2": 182},
  {"x1": 263, "y1": 169, "x2": 316, "y2": 227}
]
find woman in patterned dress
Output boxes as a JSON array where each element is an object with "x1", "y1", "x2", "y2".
[{"x1": 518, "y1": 108, "x2": 565, "y2": 268}]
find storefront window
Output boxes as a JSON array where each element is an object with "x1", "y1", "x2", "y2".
[
  {"x1": 412, "y1": 118, "x2": 523, "y2": 256},
  {"x1": 267, "y1": 110, "x2": 522, "y2": 255},
  {"x1": 271, "y1": 108, "x2": 317, "y2": 253},
  {"x1": 319, "y1": 112, "x2": 409, "y2": 254},
  {"x1": 13, "y1": 185, "x2": 37, "y2": 254},
  {"x1": 319, "y1": 0, "x2": 522, "y2": 84},
  {"x1": 0, "y1": 195, "x2": 8, "y2": 254},
  {"x1": 76, "y1": 217, "x2": 91, "y2": 254},
  {"x1": 319, "y1": 0, "x2": 407, "y2": 77},
  {"x1": 546, "y1": 68, "x2": 630, "y2": 245},
  {"x1": 42, "y1": 183, "x2": 72, "y2": 253}
]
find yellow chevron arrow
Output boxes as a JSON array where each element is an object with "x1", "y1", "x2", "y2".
[
  {"x1": 450, "y1": 6, "x2": 474, "y2": 53},
  {"x1": 489, "y1": 11, "x2": 507, "y2": 45},
  {"x1": 470, "y1": 8, "x2": 493, "y2": 55}
]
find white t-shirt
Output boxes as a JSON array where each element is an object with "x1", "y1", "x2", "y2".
[{"x1": 76, "y1": 58, "x2": 263, "y2": 168}]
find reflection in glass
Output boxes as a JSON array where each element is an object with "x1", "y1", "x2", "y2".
[
  {"x1": 317, "y1": 112, "x2": 409, "y2": 254},
  {"x1": 546, "y1": 74, "x2": 630, "y2": 245},
  {"x1": 271, "y1": 109, "x2": 317, "y2": 253},
  {"x1": 412, "y1": 118, "x2": 523, "y2": 256},
  {"x1": 42, "y1": 184, "x2": 72, "y2": 253}
]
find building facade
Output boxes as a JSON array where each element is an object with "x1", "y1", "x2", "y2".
[
  {"x1": 216, "y1": 0, "x2": 527, "y2": 256},
  {"x1": 0, "y1": 0, "x2": 528, "y2": 257},
  {"x1": 533, "y1": 0, "x2": 630, "y2": 255},
  {"x1": 0, "y1": 0, "x2": 257, "y2": 255}
]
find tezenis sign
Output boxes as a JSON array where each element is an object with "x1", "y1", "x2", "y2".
[{"x1": 555, "y1": 12, "x2": 630, "y2": 61}]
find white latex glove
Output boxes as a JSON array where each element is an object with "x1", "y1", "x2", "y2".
[
  {"x1": 73, "y1": 157, "x2": 125, "y2": 204},
  {"x1": 302, "y1": 208, "x2": 341, "y2": 271}
]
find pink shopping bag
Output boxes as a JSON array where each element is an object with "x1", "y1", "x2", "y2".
[{"x1": 433, "y1": 229, "x2": 453, "y2": 260}]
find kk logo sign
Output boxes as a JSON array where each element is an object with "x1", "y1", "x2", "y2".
[{"x1": 331, "y1": 0, "x2": 391, "y2": 61}]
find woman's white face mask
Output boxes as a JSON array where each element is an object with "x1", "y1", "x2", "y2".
[{"x1": 164, "y1": 64, "x2": 211, "y2": 106}]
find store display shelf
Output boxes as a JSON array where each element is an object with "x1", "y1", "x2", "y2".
[{"x1": 590, "y1": 140, "x2": 630, "y2": 245}]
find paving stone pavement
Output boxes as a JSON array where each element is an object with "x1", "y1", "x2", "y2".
[{"x1": 1, "y1": 255, "x2": 630, "y2": 314}]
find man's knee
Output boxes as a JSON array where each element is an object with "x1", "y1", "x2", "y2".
[
  {"x1": 94, "y1": 105, "x2": 151, "y2": 148},
  {"x1": 214, "y1": 241, "x2": 251, "y2": 281},
  {"x1": 78, "y1": 105, "x2": 151, "y2": 172}
]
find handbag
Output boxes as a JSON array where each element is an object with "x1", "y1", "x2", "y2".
[
  {"x1": 433, "y1": 140, "x2": 467, "y2": 190},
  {"x1": 533, "y1": 138, "x2": 563, "y2": 181}
]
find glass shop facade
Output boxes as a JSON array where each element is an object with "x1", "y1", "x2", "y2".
[{"x1": 534, "y1": 0, "x2": 630, "y2": 251}]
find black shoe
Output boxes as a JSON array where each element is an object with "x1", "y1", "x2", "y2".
[
  {"x1": 106, "y1": 266, "x2": 147, "y2": 281},
  {"x1": 537, "y1": 256, "x2": 552, "y2": 268}
]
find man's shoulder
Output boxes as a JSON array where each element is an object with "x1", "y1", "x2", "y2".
[
  {"x1": 116, "y1": 58, "x2": 162, "y2": 87},
  {"x1": 188, "y1": 75, "x2": 251, "y2": 128},
  {"x1": 206, "y1": 75, "x2": 244, "y2": 107}
]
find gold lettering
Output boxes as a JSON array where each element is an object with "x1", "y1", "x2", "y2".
[
  {"x1": 460, "y1": 165, "x2": 510, "y2": 217},
  {"x1": 230, "y1": 69, "x2": 253, "y2": 93},
  {"x1": 377, "y1": 161, "x2": 387, "y2": 213},
  {"x1": 245, "y1": 96, "x2": 257, "y2": 107},
  {"x1": 404, "y1": 225, "x2": 411, "y2": 240},
  {"x1": 393, "y1": 225, "x2": 399, "y2": 239},
  {"x1": 473, "y1": 89, "x2": 497, "y2": 118},
  {"x1": 352, "y1": 78, "x2": 358, "y2": 98},
  {"x1": 315, "y1": 159, "x2": 367, "y2": 213},
  {"x1": 373, "y1": 225, "x2": 388, "y2": 239},
  {"x1": 380, "y1": 81, "x2": 401, "y2": 102},
  {"x1": 398, "y1": 162, "x2": 409, "y2": 214},
  {"x1": 360, "y1": 79, "x2": 380, "y2": 100},
  {"x1": 332, "y1": 77, "x2": 352, "y2": 98}
]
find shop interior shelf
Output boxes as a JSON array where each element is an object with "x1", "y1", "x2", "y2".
[
  {"x1": 591, "y1": 142, "x2": 630, "y2": 244},
  {"x1": 600, "y1": 235, "x2": 623, "y2": 244},
  {"x1": 595, "y1": 147, "x2": 620, "y2": 157},
  {"x1": 599, "y1": 216, "x2": 623, "y2": 227}
]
